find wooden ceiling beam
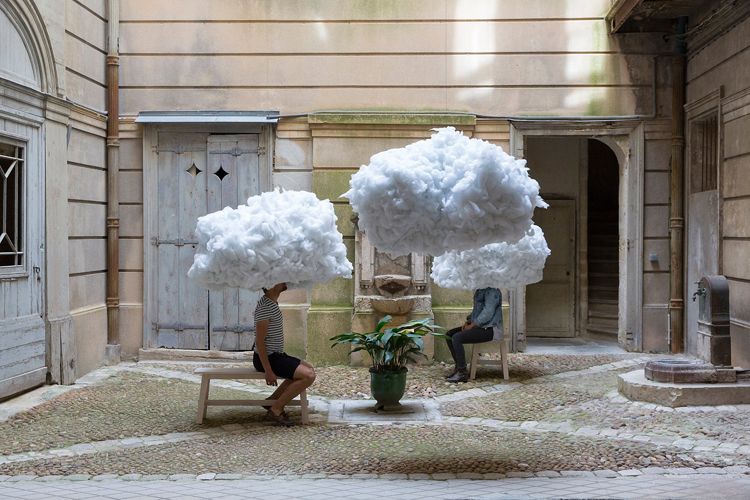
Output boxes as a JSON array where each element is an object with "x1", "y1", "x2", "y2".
[{"x1": 606, "y1": 0, "x2": 646, "y2": 33}]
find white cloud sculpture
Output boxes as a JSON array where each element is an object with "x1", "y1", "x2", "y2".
[
  {"x1": 188, "y1": 189, "x2": 352, "y2": 291},
  {"x1": 343, "y1": 127, "x2": 547, "y2": 256},
  {"x1": 431, "y1": 225, "x2": 551, "y2": 290}
]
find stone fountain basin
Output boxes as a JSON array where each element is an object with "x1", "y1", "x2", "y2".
[{"x1": 370, "y1": 296, "x2": 415, "y2": 315}]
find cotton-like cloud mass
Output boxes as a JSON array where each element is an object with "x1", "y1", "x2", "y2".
[
  {"x1": 188, "y1": 189, "x2": 352, "y2": 291},
  {"x1": 431, "y1": 225, "x2": 551, "y2": 290},
  {"x1": 343, "y1": 127, "x2": 547, "y2": 256}
]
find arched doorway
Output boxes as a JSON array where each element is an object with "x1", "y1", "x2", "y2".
[
  {"x1": 509, "y1": 123, "x2": 644, "y2": 353},
  {"x1": 586, "y1": 139, "x2": 620, "y2": 338}
]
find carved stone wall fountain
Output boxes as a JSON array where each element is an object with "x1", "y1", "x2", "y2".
[{"x1": 351, "y1": 216, "x2": 434, "y2": 365}]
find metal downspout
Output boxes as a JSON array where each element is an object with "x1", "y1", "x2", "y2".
[
  {"x1": 106, "y1": 0, "x2": 121, "y2": 357},
  {"x1": 670, "y1": 16, "x2": 688, "y2": 354}
]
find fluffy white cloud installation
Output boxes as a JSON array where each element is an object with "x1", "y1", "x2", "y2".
[
  {"x1": 343, "y1": 127, "x2": 547, "y2": 256},
  {"x1": 430, "y1": 225, "x2": 551, "y2": 290},
  {"x1": 188, "y1": 189, "x2": 352, "y2": 291}
]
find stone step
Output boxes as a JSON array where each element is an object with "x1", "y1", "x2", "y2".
[{"x1": 587, "y1": 323, "x2": 619, "y2": 335}]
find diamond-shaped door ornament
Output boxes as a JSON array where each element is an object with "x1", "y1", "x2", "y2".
[
  {"x1": 215, "y1": 165, "x2": 229, "y2": 182},
  {"x1": 186, "y1": 163, "x2": 202, "y2": 179}
]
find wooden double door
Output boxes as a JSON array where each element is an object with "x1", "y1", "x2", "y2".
[{"x1": 155, "y1": 133, "x2": 263, "y2": 350}]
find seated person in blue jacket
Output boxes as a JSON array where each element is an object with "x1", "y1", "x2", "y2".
[{"x1": 445, "y1": 287, "x2": 503, "y2": 383}]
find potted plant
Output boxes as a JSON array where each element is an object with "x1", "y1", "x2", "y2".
[{"x1": 330, "y1": 316, "x2": 447, "y2": 411}]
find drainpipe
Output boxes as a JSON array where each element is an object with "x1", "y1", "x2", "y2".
[
  {"x1": 106, "y1": 0, "x2": 121, "y2": 362},
  {"x1": 669, "y1": 16, "x2": 688, "y2": 354}
]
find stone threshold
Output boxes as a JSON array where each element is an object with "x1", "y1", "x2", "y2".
[
  {"x1": 138, "y1": 348, "x2": 254, "y2": 362},
  {"x1": 2, "y1": 466, "x2": 750, "y2": 483}
]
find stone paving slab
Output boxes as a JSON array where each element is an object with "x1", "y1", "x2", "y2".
[
  {"x1": 0, "y1": 466, "x2": 747, "y2": 483},
  {"x1": 329, "y1": 399, "x2": 441, "y2": 424},
  {"x1": 0, "y1": 475, "x2": 735, "y2": 500}
]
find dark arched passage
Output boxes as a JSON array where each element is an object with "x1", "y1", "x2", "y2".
[{"x1": 586, "y1": 139, "x2": 620, "y2": 337}]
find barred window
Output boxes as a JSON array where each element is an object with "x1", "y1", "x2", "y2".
[
  {"x1": 0, "y1": 140, "x2": 23, "y2": 267},
  {"x1": 689, "y1": 114, "x2": 718, "y2": 193}
]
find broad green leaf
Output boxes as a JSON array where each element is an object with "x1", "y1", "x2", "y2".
[
  {"x1": 375, "y1": 316, "x2": 392, "y2": 332},
  {"x1": 414, "y1": 338, "x2": 424, "y2": 351}
]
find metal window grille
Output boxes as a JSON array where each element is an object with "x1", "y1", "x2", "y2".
[
  {"x1": 690, "y1": 114, "x2": 718, "y2": 193},
  {"x1": 0, "y1": 141, "x2": 24, "y2": 267}
]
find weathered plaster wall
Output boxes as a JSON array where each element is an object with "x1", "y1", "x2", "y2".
[
  {"x1": 685, "y1": 14, "x2": 750, "y2": 369},
  {"x1": 64, "y1": 0, "x2": 107, "y2": 111},
  {"x1": 66, "y1": 110, "x2": 108, "y2": 377},
  {"x1": 64, "y1": 0, "x2": 110, "y2": 376},
  {"x1": 117, "y1": 0, "x2": 661, "y2": 117}
]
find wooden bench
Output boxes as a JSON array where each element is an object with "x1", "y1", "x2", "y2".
[
  {"x1": 469, "y1": 338, "x2": 510, "y2": 381},
  {"x1": 194, "y1": 367, "x2": 308, "y2": 424}
]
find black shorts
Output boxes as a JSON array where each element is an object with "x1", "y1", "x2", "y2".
[{"x1": 253, "y1": 351, "x2": 301, "y2": 380}]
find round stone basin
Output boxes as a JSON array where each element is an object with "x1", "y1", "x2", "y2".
[
  {"x1": 370, "y1": 297, "x2": 415, "y2": 315},
  {"x1": 644, "y1": 358, "x2": 718, "y2": 384}
]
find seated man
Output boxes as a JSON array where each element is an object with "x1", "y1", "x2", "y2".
[
  {"x1": 444, "y1": 287, "x2": 503, "y2": 383},
  {"x1": 253, "y1": 283, "x2": 316, "y2": 426}
]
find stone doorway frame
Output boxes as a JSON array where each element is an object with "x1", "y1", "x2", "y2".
[{"x1": 509, "y1": 120, "x2": 645, "y2": 352}]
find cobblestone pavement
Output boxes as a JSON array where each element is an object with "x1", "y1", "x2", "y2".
[
  {"x1": 145, "y1": 353, "x2": 641, "y2": 399},
  {"x1": 1, "y1": 354, "x2": 750, "y2": 499}
]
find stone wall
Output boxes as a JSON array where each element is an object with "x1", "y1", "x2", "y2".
[
  {"x1": 117, "y1": 0, "x2": 660, "y2": 117},
  {"x1": 684, "y1": 12, "x2": 750, "y2": 369},
  {"x1": 641, "y1": 120, "x2": 672, "y2": 353},
  {"x1": 109, "y1": 0, "x2": 672, "y2": 363},
  {"x1": 64, "y1": 0, "x2": 110, "y2": 376}
]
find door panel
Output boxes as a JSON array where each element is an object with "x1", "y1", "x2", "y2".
[
  {"x1": 207, "y1": 135, "x2": 261, "y2": 351},
  {"x1": 526, "y1": 200, "x2": 576, "y2": 337},
  {"x1": 156, "y1": 133, "x2": 209, "y2": 349},
  {"x1": 0, "y1": 121, "x2": 46, "y2": 399}
]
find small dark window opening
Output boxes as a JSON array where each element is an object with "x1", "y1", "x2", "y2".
[
  {"x1": 0, "y1": 141, "x2": 24, "y2": 268},
  {"x1": 690, "y1": 114, "x2": 718, "y2": 193}
]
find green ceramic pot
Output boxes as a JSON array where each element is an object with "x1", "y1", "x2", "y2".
[{"x1": 369, "y1": 367, "x2": 408, "y2": 410}]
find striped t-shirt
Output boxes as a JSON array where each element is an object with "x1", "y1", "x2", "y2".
[{"x1": 254, "y1": 295, "x2": 284, "y2": 354}]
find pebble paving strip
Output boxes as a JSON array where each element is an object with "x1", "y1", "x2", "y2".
[
  {"x1": 440, "y1": 369, "x2": 628, "y2": 422},
  {"x1": 0, "y1": 372, "x2": 311, "y2": 456},
  {"x1": 545, "y1": 395, "x2": 750, "y2": 447},
  {"x1": 0, "y1": 424, "x2": 731, "y2": 477}
]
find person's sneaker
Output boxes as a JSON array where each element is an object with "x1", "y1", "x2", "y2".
[
  {"x1": 445, "y1": 366, "x2": 459, "y2": 379},
  {"x1": 266, "y1": 409, "x2": 295, "y2": 427}
]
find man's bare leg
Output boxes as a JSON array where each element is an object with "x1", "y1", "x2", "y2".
[
  {"x1": 269, "y1": 364, "x2": 316, "y2": 416},
  {"x1": 266, "y1": 379, "x2": 292, "y2": 401}
]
